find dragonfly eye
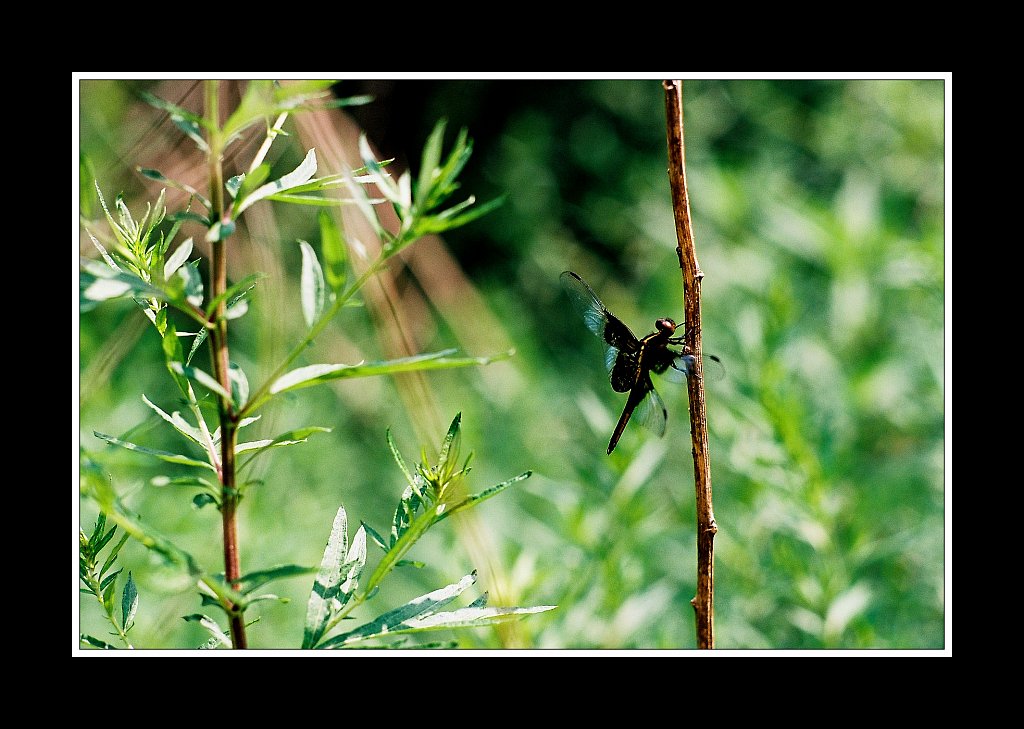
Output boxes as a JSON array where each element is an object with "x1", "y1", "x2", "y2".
[{"x1": 656, "y1": 318, "x2": 676, "y2": 333}]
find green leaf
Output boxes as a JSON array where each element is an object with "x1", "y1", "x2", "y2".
[
  {"x1": 237, "y1": 426, "x2": 331, "y2": 467},
  {"x1": 85, "y1": 229, "x2": 121, "y2": 271},
  {"x1": 167, "y1": 211, "x2": 211, "y2": 226},
  {"x1": 183, "y1": 614, "x2": 231, "y2": 649},
  {"x1": 438, "y1": 412, "x2": 462, "y2": 471},
  {"x1": 386, "y1": 429, "x2": 415, "y2": 487},
  {"x1": 319, "y1": 573, "x2": 477, "y2": 649},
  {"x1": 81, "y1": 633, "x2": 118, "y2": 650},
  {"x1": 205, "y1": 219, "x2": 236, "y2": 243},
  {"x1": 416, "y1": 120, "x2": 447, "y2": 210},
  {"x1": 387, "y1": 605, "x2": 557, "y2": 633},
  {"x1": 81, "y1": 154, "x2": 97, "y2": 217},
  {"x1": 94, "y1": 431, "x2": 216, "y2": 471},
  {"x1": 205, "y1": 273, "x2": 263, "y2": 318},
  {"x1": 418, "y1": 195, "x2": 504, "y2": 235},
  {"x1": 235, "y1": 148, "x2": 318, "y2": 216},
  {"x1": 169, "y1": 363, "x2": 232, "y2": 402},
  {"x1": 151, "y1": 474, "x2": 218, "y2": 494},
  {"x1": 162, "y1": 325, "x2": 191, "y2": 396},
  {"x1": 325, "y1": 94, "x2": 374, "y2": 108},
  {"x1": 263, "y1": 193, "x2": 362, "y2": 207},
  {"x1": 163, "y1": 238, "x2": 193, "y2": 280},
  {"x1": 80, "y1": 259, "x2": 163, "y2": 304},
  {"x1": 141, "y1": 394, "x2": 203, "y2": 445},
  {"x1": 304, "y1": 506, "x2": 349, "y2": 649},
  {"x1": 140, "y1": 91, "x2": 209, "y2": 151},
  {"x1": 225, "y1": 174, "x2": 244, "y2": 199},
  {"x1": 237, "y1": 164, "x2": 270, "y2": 201},
  {"x1": 100, "y1": 568, "x2": 122, "y2": 593},
  {"x1": 298, "y1": 240, "x2": 326, "y2": 328},
  {"x1": 192, "y1": 493, "x2": 217, "y2": 509},
  {"x1": 439, "y1": 471, "x2": 532, "y2": 522},
  {"x1": 361, "y1": 521, "x2": 388, "y2": 552},
  {"x1": 121, "y1": 572, "x2": 138, "y2": 630},
  {"x1": 229, "y1": 363, "x2": 249, "y2": 407},
  {"x1": 164, "y1": 260, "x2": 203, "y2": 307},
  {"x1": 100, "y1": 532, "x2": 131, "y2": 578},
  {"x1": 186, "y1": 331, "x2": 207, "y2": 366},
  {"x1": 236, "y1": 564, "x2": 316, "y2": 596},
  {"x1": 268, "y1": 349, "x2": 513, "y2": 397},
  {"x1": 319, "y1": 210, "x2": 347, "y2": 293}
]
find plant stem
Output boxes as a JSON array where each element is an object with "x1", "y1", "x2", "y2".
[
  {"x1": 663, "y1": 80, "x2": 716, "y2": 649},
  {"x1": 205, "y1": 79, "x2": 247, "y2": 649}
]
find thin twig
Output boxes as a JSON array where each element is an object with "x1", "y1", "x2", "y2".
[{"x1": 663, "y1": 80, "x2": 717, "y2": 649}]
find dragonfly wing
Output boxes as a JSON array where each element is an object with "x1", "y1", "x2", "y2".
[
  {"x1": 560, "y1": 270, "x2": 610, "y2": 339},
  {"x1": 658, "y1": 353, "x2": 725, "y2": 384},
  {"x1": 561, "y1": 271, "x2": 641, "y2": 392},
  {"x1": 610, "y1": 347, "x2": 641, "y2": 393},
  {"x1": 632, "y1": 378, "x2": 668, "y2": 437}
]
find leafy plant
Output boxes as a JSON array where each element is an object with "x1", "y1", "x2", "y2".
[
  {"x1": 79, "y1": 80, "x2": 547, "y2": 649},
  {"x1": 79, "y1": 512, "x2": 137, "y2": 649},
  {"x1": 303, "y1": 414, "x2": 553, "y2": 649}
]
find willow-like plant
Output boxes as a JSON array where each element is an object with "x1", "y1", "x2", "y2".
[{"x1": 79, "y1": 80, "x2": 547, "y2": 649}]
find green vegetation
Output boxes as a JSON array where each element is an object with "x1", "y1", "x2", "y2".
[{"x1": 78, "y1": 79, "x2": 945, "y2": 649}]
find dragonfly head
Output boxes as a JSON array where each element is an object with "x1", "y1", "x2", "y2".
[{"x1": 655, "y1": 317, "x2": 677, "y2": 334}]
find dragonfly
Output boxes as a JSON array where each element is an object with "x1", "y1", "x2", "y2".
[{"x1": 560, "y1": 270, "x2": 722, "y2": 454}]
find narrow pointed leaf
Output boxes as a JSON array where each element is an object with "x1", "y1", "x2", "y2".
[
  {"x1": 298, "y1": 240, "x2": 326, "y2": 327},
  {"x1": 236, "y1": 148, "x2": 318, "y2": 216},
  {"x1": 121, "y1": 572, "x2": 138, "y2": 629},
  {"x1": 93, "y1": 431, "x2": 216, "y2": 471},
  {"x1": 237, "y1": 426, "x2": 330, "y2": 460},
  {"x1": 395, "y1": 605, "x2": 557, "y2": 632},
  {"x1": 229, "y1": 363, "x2": 249, "y2": 407},
  {"x1": 304, "y1": 506, "x2": 349, "y2": 649},
  {"x1": 236, "y1": 564, "x2": 316, "y2": 595},
  {"x1": 183, "y1": 614, "x2": 232, "y2": 648},
  {"x1": 438, "y1": 412, "x2": 462, "y2": 469},
  {"x1": 439, "y1": 471, "x2": 532, "y2": 522},
  {"x1": 319, "y1": 573, "x2": 477, "y2": 649},
  {"x1": 169, "y1": 363, "x2": 232, "y2": 402},
  {"x1": 85, "y1": 229, "x2": 121, "y2": 271},
  {"x1": 81, "y1": 634, "x2": 118, "y2": 650},
  {"x1": 163, "y1": 238, "x2": 193, "y2": 279},
  {"x1": 386, "y1": 428, "x2": 415, "y2": 486},
  {"x1": 205, "y1": 273, "x2": 263, "y2": 318},
  {"x1": 237, "y1": 164, "x2": 270, "y2": 201},
  {"x1": 416, "y1": 120, "x2": 447, "y2": 210},
  {"x1": 361, "y1": 521, "x2": 388, "y2": 552},
  {"x1": 99, "y1": 532, "x2": 131, "y2": 577},
  {"x1": 268, "y1": 349, "x2": 512, "y2": 397},
  {"x1": 141, "y1": 394, "x2": 203, "y2": 445},
  {"x1": 186, "y1": 329, "x2": 207, "y2": 366},
  {"x1": 319, "y1": 210, "x2": 347, "y2": 293}
]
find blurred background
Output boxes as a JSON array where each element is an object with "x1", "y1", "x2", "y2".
[{"x1": 78, "y1": 78, "x2": 946, "y2": 650}]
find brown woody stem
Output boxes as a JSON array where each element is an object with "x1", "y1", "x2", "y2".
[
  {"x1": 205, "y1": 80, "x2": 246, "y2": 649},
  {"x1": 663, "y1": 80, "x2": 716, "y2": 649}
]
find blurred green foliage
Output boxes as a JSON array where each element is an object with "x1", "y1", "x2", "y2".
[{"x1": 78, "y1": 79, "x2": 945, "y2": 649}]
